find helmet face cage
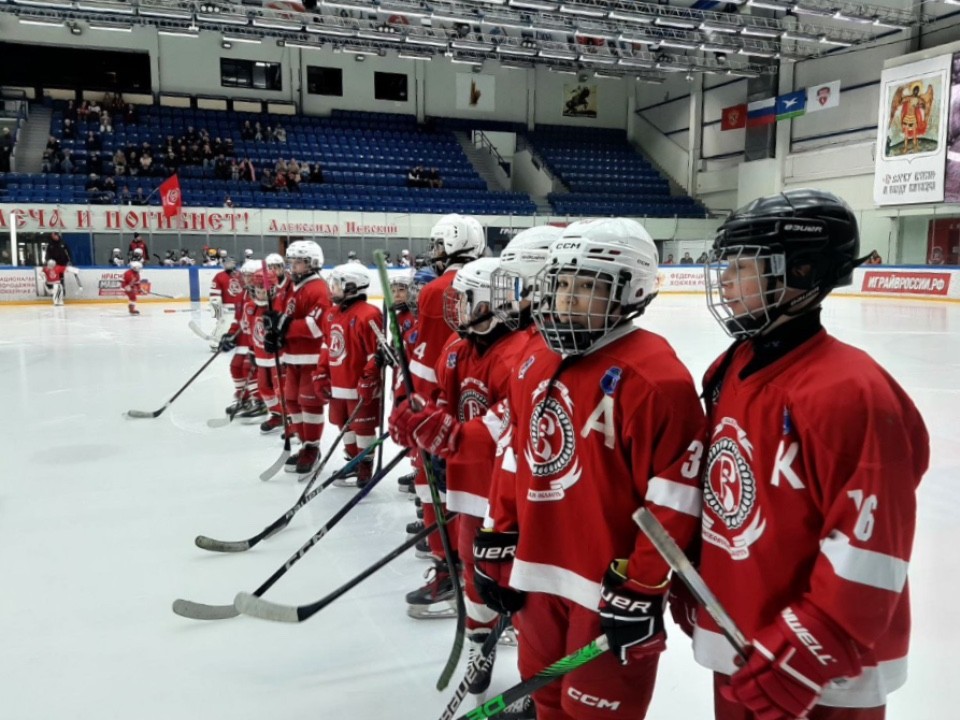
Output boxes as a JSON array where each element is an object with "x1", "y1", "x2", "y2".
[
  {"x1": 704, "y1": 245, "x2": 787, "y2": 339},
  {"x1": 490, "y1": 268, "x2": 527, "y2": 330},
  {"x1": 252, "y1": 271, "x2": 269, "y2": 305},
  {"x1": 442, "y1": 285, "x2": 496, "y2": 335},
  {"x1": 532, "y1": 264, "x2": 624, "y2": 355},
  {"x1": 286, "y1": 242, "x2": 322, "y2": 280}
]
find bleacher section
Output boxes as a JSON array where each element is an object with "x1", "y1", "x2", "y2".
[
  {"x1": 531, "y1": 126, "x2": 707, "y2": 218},
  {"x1": 0, "y1": 105, "x2": 537, "y2": 216}
]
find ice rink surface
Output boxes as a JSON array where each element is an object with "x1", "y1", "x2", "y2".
[{"x1": 1, "y1": 293, "x2": 957, "y2": 720}]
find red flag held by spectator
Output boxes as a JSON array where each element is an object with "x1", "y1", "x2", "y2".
[
  {"x1": 159, "y1": 174, "x2": 182, "y2": 218},
  {"x1": 721, "y1": 104, "x2": 747, "y2": 131}
]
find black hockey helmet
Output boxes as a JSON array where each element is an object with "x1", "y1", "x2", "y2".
[{"x1": 706, "y1": 189, "x2": 861, "y2": 338}]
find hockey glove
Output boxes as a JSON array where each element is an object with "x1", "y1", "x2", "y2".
[
  {"x1": 724, "y1": 602, "x2": 862, "y2": 720},
  {"x1": 599, "y1": 560, "x2": 668, "y2": 665},
  {"x1": 473, "y1": 530, "x2": 525, "y2": 615},
  {"x1": 357, "y1": 358, "x2": 381, "y2": 406},
  {"x1": 388, "y1": 396, "x2": 419, "y2": 449},
  {"x1": 218, "y1": 332, "x2": 238, "y2": 353},
  {"x1": 391, "y1": 396, "x2": 461, "y2": 458},
  {"x1": 263, "y1": 314, "x2": 287, "y2": 354},
  {"x1": 312, "y1": 365, "x2": 332, "y2": 401},
  {"x1": 667, "y1": 575, "x2": 698, "y2": 639}
]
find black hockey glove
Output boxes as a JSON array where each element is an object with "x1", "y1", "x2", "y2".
[
  {"x1": 473, "y1": 530, "x2": 525, "y2": 615},
  {"x1": 218, "y1": 332, "x2": 238, "y2": 353},
  {"x1": 598, "y1": 560, "x2": 667, "y2": 665},
  {"x1": 263, "y1": 317, "x2": 287, "y2": 354}
]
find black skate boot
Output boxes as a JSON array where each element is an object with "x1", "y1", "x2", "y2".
[
  {"x1": 295, "y1": 443, "x2": 320, "y2": 476},
  {"x1": 406, "y1": 519, "x2": 425, "y2": 536},
  {"x1": 239, "y1": 398, "x2": 268, "y2": 420},
  {"x1": 405, "y1": 559, "x2": 459, "y2": 619},
  {"x1": 466, "y1": 629, "x2": 497, "y2": 696}
]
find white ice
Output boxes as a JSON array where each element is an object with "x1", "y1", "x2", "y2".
[{"x1": 1, "y1": 294, "x2": 957, "y2": 720}]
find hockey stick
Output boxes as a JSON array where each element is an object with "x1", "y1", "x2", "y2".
[
  {"x1": 632, "y1": 508, "x2": 749, "y2": 656},
  {"x1": 194, "y1": 436, "x2": 392, "y2": 553},
  {"x1": 260, "y1": 263, "x2": 293, "y2": 481},
  {"x1": 188, "y1": 319, "x2": 216, "y2": 342},
  {"x1": 456, "y1": 636, "x2": 610, "y2": 720},
  {"x1": 438, "y1": 615, "x2": 513, "y2": 720},
  {"x1": 376, "y1": 302, "x2": 387, "y2": 475},
  {"x1": 374, "y1": 249, "x2": 466, "y2": 691},
  {"x1": 234, "y1": 512, "x2": 456, "y2": 623},
  {"x1": 173, "y1": 450, "x2": 409, "y2": 621},
  {"x1": 125, "y1": 351, "x2": 222, "y2": 419},
  {"x1": 207, "y1": 361, "x2": 258, "y2": 428},
  {"x1": 299, "y1": 402, "x2": 366, "y2": 491},
  {"x1": 146, "y1": 290, "x2": 183, "y2": 300}
]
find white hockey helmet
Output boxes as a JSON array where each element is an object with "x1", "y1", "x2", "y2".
[
  {"x1": 443, "y1": 257, "x2": 501, "y2": 335},
  {"x1": 129, "y1": 260, "x2": 143, "y2": 271},
  {"x1": 223, "y1": 256, "x2": 237, "y2": 271},
  {"x1": 429, "y1": 213, "x2": 486, "y2": 272},
  {"x1": 492, "y1": 225, "x2": 565, "y2": 329},
  {"x1": 265, "y1": 252, "x2": 285, "y2": 271},
  {"x1": 286, "y1": 240, "x2": 324, "y2": 279},
  {"x1": 328, "y1": 263, "x2": 370, "y2": 301},
  {"x1": 241, "y1": 259, "x2": 259, "y2": 275},
  {"x1": 533, "y1": 218, "x2": 658, "y2": 356},
  {"x1": 244, "y1": 249, "x2": 254, "y2": 258},
  {"x1": 132, "y1": 248, "x2": 144, "y2": 258},
  {"x1": 111, "y1": 247, "x2": 121, "y2": 255}
]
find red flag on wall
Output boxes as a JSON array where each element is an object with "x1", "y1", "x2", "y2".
[
  {"x1": 159, "y1": 174, "x2": 182, "y2": 218},
  {"x1": 721, "y1": 103, "x2": 747, "y2": 131}
]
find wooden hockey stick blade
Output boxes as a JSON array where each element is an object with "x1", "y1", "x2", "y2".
[
  {"x1": 632, "y1": 508, "x2": 749, "y2": 654},
  {"x1": 171, "y1": 598, "x2": 240, "y2": 620},
  {"x1": 233, "y1": 592, "x2": 299, "y2": 623}
]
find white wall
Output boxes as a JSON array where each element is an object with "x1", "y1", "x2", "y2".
[
  {"x1": 296, "y1": 48, "x2": 417, "y2": 116},
  {"x1": 532, "y1": 66, "x2": 628, "y2": 129},
  {"x1": 423, "y1": 61, "x2": 529, "y2": 125}
]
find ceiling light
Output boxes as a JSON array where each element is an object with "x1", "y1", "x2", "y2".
[
  {"x1": 452, "y1": 40, "x2": 495, "y2": 52},
  {"x1": 76, "y1": 2, "x2": 135, "y2": 15},
  {"x1": 406, "y1": 35, "x2": 448, "y2": 47},
  {"x1": 594, "y1": 71, "x2": 621, "y2": 79},
  {"x1": 498, "y1": 45, "x2": 539, "y2": 56},
  {"x1": 701, "y1": 43, "x2": 732, "y2": 53},
  {"x1": 701, "y1": 22, "x2": 739, "y2": 34},
  {"x1": 580, "y1": 55, "x2": 617, "y2": 64},
  {"x1": 549, "y1": 67, "x2": 578, "y2": 75},
  {"x1": 819, "y1": 35, "x2": 852, "y2": 46},
  {"x1": 139, "y1": 8, "x2": 193, "y2": 20},
  {"x1": 781, "y1": 30, "x2": 820, "y2": 42},
  {"x1": 398, "y1": 52, "x2": 433, "y2": 60},
  {"x1": 450, "y1": 57, "x2": 483, "y2": 66},
  {"x1": 793, "y1": 4, "x2": 834, "y2": 17},
  {"x1": 739, "y1": 47, "x2": 777, "y2": 58},
  {"x1": 659, "y1": 39, "x2": 698, "y2": 50},
  {"x1": 654, "y1": 17, "x2": 698, "y2": 30},
  {"x1": 253, "y1": 18, "x2": 304, "y2": 31},
  {"x1": 307, "y1": 25, "x2": 357, "y2": 37},
  {"x1": 741, "y1": 26, "x2": 781, "y2": 38},
  {"x1": 90, "y1": 23, "x2": 132, "y2": 31},
  {"x1": 509, "y1": 0, "x2": 558, "y2": 10},
  {"x1": 539, "y1": 50, "x2": 577, "y2": 60},
  {"x1": 198, "y1": 13, "x2": 248, "y2": 25},
  {"x1": 559, "y1": 3, "x2": 605, "y2": 17},
  {"x1": 608, "y1": 10, "x2": 653, "y2": 24},
  {"x1": 746, "y1": 0, "x2": 793, "y2": 10},
  {"x1": 11, "y1": 0, "x2": 72, "y2": 7},
  {"x1": 872, "y1": 18, "x2": 909, "y2": 30},
  {"x1": 158, "y1": 29, "x2": 199, "y2": 38},
  {"x1": 19, "y1": 17, "x2": 65, "y2": 26},
  {"x1": 223, "y1": 35, "x2": 261, "y2": 44},
  {"x1": 618, "y1": 57, "x2": 653, "y2": 68}
]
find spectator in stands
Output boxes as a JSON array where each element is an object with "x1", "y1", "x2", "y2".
[
  {"x1": 86, "y1": 174, "x2": 105, "y2": 204},
  {"x1": 46, "y1": 136, "x2": 61, "y2": 155},
  {"x1": 62, "y1": 150, "x2": 75, "y2": 174},
  {"x1": 264, "y1": 125, "x2": 275, "y2": 143},
  {"x1": 241, "y1": 121, "x2": 255, "y2": 141},
  {"x1": 398, "y1": 249, "x2": 412, "y2": 267},
  {"x1": 288, "y1": 159, "x2": 301, "y2": 191},
  {"x1": 275, "y1": 158, "x2": 288, "y2": 176},
  {"x1": 260, "y1": 169, "x2": 275, "y2": 193},
  {"x1": 299, "y1": 160, "x2": 311, "y2": 183},
  {"x1": 119, "y1": 185, "x2": 132, "y2": 205},
  {"x1": 179, "y1": 249, "x2": 195, "y2": 266},
  {"x1": 124, "y1": 104, "x2": 138, "y2": 125},
  {"x1": 127, "y1": 150, "x2": 139, "y2": 176},
  {"x1": 312, "y1": 161, "x2": 324, "y2": 184},
  {"x1": 129, "y1": 233, "x2": 148, "y2": 263},
  {"x1": 42, "y1": 147, "x2": 57, "y2": 174},
  {"x1": 62, "y1": 118, "x2": 75, "y2": 140},
  {"x1": 428, "y1": 167, "x2": 442, "y2": 188},
  {"x1": 275, "y1": 170, "x2": 288, "y2": 192},
  {"x1": 224, "y1": 194, "x2": 234, "y2": 208},
  {"x1": 240, "y1": 157, "x2": 256, "y2": 182},
  {"x1": 100, "y1": 111, "x2": 113, "y2": 134},
  {"x1": 230, "y1": 159, "x2": 240, "y2": 182},
  {"x1": 407, "y1": 165, "x2": 422, "y2": 188},
  {"x1": 112, "y1": 149, "x2": 126, "y2": 176},
  {"x1": 202, "y1": 143, "x2": 215, "y2": 170},
  {"x1": 254, "y1": 122, "x2": 264, "y2": 142},
  {"x1": 65, "y1": 100, "x2": 77, "y2": 122},
  {"x1": 663, "y1": 254, "x2": 674, "y2": 265},
  {"x1": 133, "y1": 188, "x2": 148, "y2": 206},
  {"x1": 185, "y1": 126, "x2": 198, "y2": 145},
  {"x1": 77, "y1": 100, "x2": 91, "y2": 121},
  {"x1": 274, "y1": 124, "x2": 287, "y2": 143},
  {"x1": 696, "y1": 251, "x2": 709, "y2": 264},
  {"x1": 224, "y1": 138, "x2": 235, "y2": 156},
  {"x1": 928, "y1": 246, "x2": 945, "y2": 265},
  {"x1": 86, "y1": 131, "x2": 101, "y2": 151},
  {"x1": 0, "y1": 128, "x2": 12, "y2": 173},
  {"x1": 101, "y1": 175, "x2": 117, "y2": 203},
  {"x1": 140, "y1": 153, "x2": 153, "y2": 177},
  {"x1": 681, "y1": 251, "x2": 693, "y2": 264},
  {"x1": 866, "y1": 250, "x2": 883, "y2": 265}
]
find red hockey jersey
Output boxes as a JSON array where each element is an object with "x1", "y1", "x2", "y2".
[
  {"x1": 321, "y1": 298, "x2": 383, "y2": 400},
  {"x1": 121, "y1": 269, "x2": 141, "y2": 295},
  {"x1": 250, "y1": 302, "x2": 273, "y2": 367},
  {"x1": 407, "y1": 270, "x2": 457, "y2": 401},
  {"x1": 489, "y1": 325, "x2": 705, "y2": 610},
  {"x1": 436, "y1": 330, "x2": 530, "y2": 519},
  {"x1": 210, "y1": 270, "x2": 244, "y2": 306},
  {"x1": 232, "y1": 294, "x2": 256, "y2": 356},
  {"x1": 280, "y1": 274, "x2": 331, "y2": 365},
  {"x1": 691, "y1": 330, "x2": 928, "y2": 708},
  {"x1": 42, "y1": 265, "x2": 67, "y2": 284}
]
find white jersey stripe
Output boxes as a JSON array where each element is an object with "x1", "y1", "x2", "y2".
[
  {"x1": 409, "y1": 359, "x2": 438, "y2": 384},
  {"x1": 306, "y1": 315, "x2": 323, "y2": 339},
  {"x1": 820, "y1": 530, "x2": 909, "y2": 593},
  {"x1": 509, "y1": 559, "x2": 600, "y2": 612},
  {"x1": 301, "y1": 411, "x2": 326, "y2": 423},
  {"x1": 332, "y1": 386, "x2": 359, "y2": 400},
  {"x1": 646, "y1": 476, "x2": 702, "y2": 518}
]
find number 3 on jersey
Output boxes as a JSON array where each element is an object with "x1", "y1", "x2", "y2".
[
  {"x1": 847, "y1": 489, "x2": 878, "y2": 542},
  {"x1": 681, "y1": 439, "x2": 704, "y2": 479}
]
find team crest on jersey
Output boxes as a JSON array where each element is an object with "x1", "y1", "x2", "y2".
[
  {"x1": 329, "y1": 325, "x2": 346, "y2": 364},
  {"x1": 458, "y1": 379, "x2": 490, "y2": 422},
  {"x1": 285, "y1": 298, "x2": 296, "y2": 316},
  {"x1": 447, "y1": 352, "x2": 458, "y2": 369},
  {"x1": 402, "y1": 319, "x2": 413, "y2": 332},
  {"x1": 702, "y1": 417, "x2": 766, "y2": 561},
  {"x1": 228, "y1": 278, "x2": 242, "y2": 296},
  {"x1": 517, "y1": 355, "x2": 536, "y2": 380},
  {"x1": 253, "y1": 316, "x2": 266, "y2": 345},
  {"x1": 524, "y1": 379, "x2": 581, "y2": 502}
]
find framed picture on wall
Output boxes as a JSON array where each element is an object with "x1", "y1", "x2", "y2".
[{"x1": 562, "y1": 82, "x2": 598, "y2": 118}]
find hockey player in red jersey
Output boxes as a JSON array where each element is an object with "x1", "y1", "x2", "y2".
[
  {"x1": 122, "y1": 260, "x2": 143, "y2": 315},
  {"x1": 316, "y1": 263, "x2": 383, "y2": 488},
  {"x1": 390, "y1": 257, "x2": 532, "y2": 693},
  {"x1": 208, "y1": 256, "x2": 244, "y2": 351},
  {"x1": 474, "y1": 218, "x2": 706, "y2": 720},
  {"x1": 218, "y1": 260, "x2": 261, "y2": 417},
  {"x1": 247, "y1": 269, "x2": 284, "y2": 430},
  {"x1": 389, "y1": 271, "x2": 416, "y2": 339},
  {"x1": 258, "y1": 253, "x2": 293, "y2": 435},
  {"x1": 392, "y1": 213, "x2": 486, "y2": 618},
  {"x1": 42, "y1": 259, "x2": 83, "y2": 306},
  {"x1": 264, "y1": 240, "x2": 331, "y2": 476},
  {"x1": 670, "y1": 189, "x2": 929, "y2": 720}
]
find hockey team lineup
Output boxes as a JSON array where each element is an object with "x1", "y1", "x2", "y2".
[{"x1": 81, "y1": 192, "x2": 930, "y2": 720}]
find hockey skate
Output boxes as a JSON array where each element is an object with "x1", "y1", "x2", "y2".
[
  {"x1": 331, "y1": 461, "x2": 360, "y2": 487},
  {"x1": 499, "y1": 696, "x2": 536, "y2": 720},
  {"x1": 259, "y1": 413, "x2": 283, "y2": 434},
  {"x1": 414, "y1": 537, "x2": 433, "y2": 560},
  {"x1": 397, "y1": 472, "x2": 415, "y2": 494},
  {"x1": 239, "y1": 399, "x2": 268, "y2": 421},
  {"x1": 406, "y1": 519, "x2": 425, "y2": 536},
  {"x1": 498, "y1": 624, "x2": 519, "y2": 647},
  {"x1": 295, "y1": 443, "x2": 320, "y2": 476},
  {"x1": 283, "y1": 451, "x2": 300, "y2": 473},
  {"x1": 406, "y1": 559, "x2": 459, "y2": 619},
  {"x1": 355, "y1": 459, "x2": 374, "y2": 489},
  {"x1": 466, "y1": 629, "x2": 496, "y2": 696}
]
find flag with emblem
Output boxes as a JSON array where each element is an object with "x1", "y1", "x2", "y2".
[
  {"x1": 159, "y1": 173, "x2": 182, "y2": 218},
  {"x1": 721, "y1": 103, "x2": 747, "y2": 131},
  {"x1": 776, "y1": 90, "x2": 807, "y2": 121}
]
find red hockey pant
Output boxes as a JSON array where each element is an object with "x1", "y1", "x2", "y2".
[
  {"x1": 514, "y1": 593, "x2": 659, "y2": 720},
  {"x1": 284, "y1": 363, "x2": 325, "y2": 444},
  {"x1": 230, "y1": 353, "x2": 256, "y2": 398},
  {"x1": 713, "y1": 675, "x2": 885, "y2": 720},
  {"x1": 415, "y1": 456, "x2": 460, "y2": 560},
  {"x1": 329, "y1": 398, "x2": 381, "y2": 457},
  {"x1": 256, "y1": 364, "x2": 280, "y2": 411}
]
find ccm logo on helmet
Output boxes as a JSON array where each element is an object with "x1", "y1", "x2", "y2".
[
  {"x1": 567, "y1": 687, "x2": 622, "y2": 711},
  {"x1": 554, "y1": 242, "x2": 583, "y2": 250},
  {"x1": 783, "y1": 223, "x2": 821, "y2": 233}
]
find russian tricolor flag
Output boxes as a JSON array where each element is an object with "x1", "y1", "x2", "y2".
[{"x1": 746, "y1": 98, "x2": 777, "y2": 127}]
